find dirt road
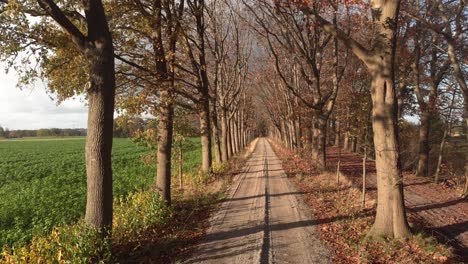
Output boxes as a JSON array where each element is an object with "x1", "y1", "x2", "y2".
[{"x1": 184, "y1": 138, "x2": 330, "y2": 264}]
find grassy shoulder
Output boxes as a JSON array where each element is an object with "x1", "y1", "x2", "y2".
[
  {"x1": 269, "y1": 140, "x2": 455, "y2": 264},
  {"x1": 1, "y1": 141, "x2": 251, "y2": 263}
]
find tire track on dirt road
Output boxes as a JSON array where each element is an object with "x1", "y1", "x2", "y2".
[{"x1": 184, "y1": 138, "x2": 330, "y2": 264}]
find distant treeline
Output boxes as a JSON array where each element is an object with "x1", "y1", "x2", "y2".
[
  {"x1": 0, "y1": 115, "x2": 200, "y2": 139},
  {"x1": 0, "y1": 127, "x2": 86, "y2": 138}
]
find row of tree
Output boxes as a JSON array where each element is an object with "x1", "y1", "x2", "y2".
[
  {"x1": 0, "y1": 126, "x2": 87, "y2": 138},
  {"x1": 1, "y1": 0, "x2": 466, "y2": 245},
  {"x1": 0, "y1": 0, "x2": 256, "y2": 238},
  {"x1": 247, "y1": 0, "x2": 466, "y2": 239}
]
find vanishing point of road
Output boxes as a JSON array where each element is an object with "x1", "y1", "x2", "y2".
[{"x1": 184, "y1": 138, "x2": 330, "y2": 264}]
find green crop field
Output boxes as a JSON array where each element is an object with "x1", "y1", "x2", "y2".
[{"x1": 0, "y1": 137, "x2": 202, "y2": 247}]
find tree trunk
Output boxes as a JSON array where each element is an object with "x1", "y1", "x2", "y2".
[
  {"x1": 314, "y1": 0, "x2": 410, "y2": 239},
  {"x1": 462, "y1": 92, "x2": 467, "y2": 198},
  {"x1": 351, "y1": 136, "x2": 357, "y2": 153},
  {"x1": 305, "y1": 121, "x2": 313, "y2": 151},
  {"x1": 362, "y1": 149, "x2": 367, "y2": 208},
  {"x1": 200, "y1": 102, "x2": 212, "y2": 172},
  {"x1": 83, "y1": 3, "x2": 116, "y2": 233},
  {"x1": 85, "y1": 85, "x2": 115, "y2": 233},
  {"x1": 228, "y1": 118, "x2": 234, "y2": 156},
  {"x1": 235, "y1": 113, "x2": 240, "y2": 153},
  {"x1": 179, "y1": 146, "x2": 183, "y2": 189},
  {"x1": 154, "y1": 0, "x2": 174, "y2": 205},
  {"x1": 317, "y1": 117, "x2": 327, "y2": 171},
  {"x1": 156, "y1": 95, "x2": 174, "y2": 204},
  {"x1": 200, "y1": 99, "x2": 212, "y2": 172},
  {"x1": 334, "y1": 120, "x2": 340, "y2": 146},
  {"x1": 434, "y1": 89, "x2": 456, "y2": 183},
  {"x1": 366, "y1": 1, "x2": 412, "y2": 239},
  {"x1": 221, "y1": 110, "x2": 229, "y2": 161},
  {"x1": 311, "y1": 118, "x2": 319, "y2": 161},
  {"x1": 416, "y1": 112, "x2": 430, "y2": 177},
  {"x1": 290, "y1": 120, "x2": 297, "y2": 150},
  {"x1": 212, "y1": 101, "x2": 222, "y2": 163},
  {"x1": 296, "y1": 118, "x2": 302, "y2": 149},
  {"x1": 312, "y1": 116, "x2": 326, "y2": 171},
  {"x1": 434, "y1": 122, "x2": 448, "y2": 184},
  {"x1": 280, "y1": 121, "x2": 287, "y2": 147},
  {"x1": 343, "y1": 131, "x2": 350, "y2": 150},
  {"x1": 368, "y1": 75, "x2": 411, "y2": 239},
  {"x1": 237, "y1": 112, "x2": 243, "y2": 150}
]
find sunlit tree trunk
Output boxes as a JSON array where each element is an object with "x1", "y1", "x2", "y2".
[
  {"x1": 211, "y1": 97, "x2": 222, "y2": 163},
  {"x1": 317, "y1": 0, "x2": 411, "y2": 238},
  {"x1": 365, "y1": 1, "x2": 410, "y2": 238},
  {"x1": 200, "y1": 97, "x2": 212, "y2": 172},
  {"x1": 221, "y1": 110, "x2": 229, "y2": 161},
  {"x1": 228, "y1": 118, "x2": 234, "y2": 156}
]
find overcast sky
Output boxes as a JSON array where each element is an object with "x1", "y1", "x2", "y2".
[{"x1": 0, "y1": 68, "x2": 88, "y2": 130}]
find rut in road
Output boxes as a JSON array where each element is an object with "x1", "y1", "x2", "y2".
[{"x1": 184, "y1": 138, "x2": 330, "y2": 264}]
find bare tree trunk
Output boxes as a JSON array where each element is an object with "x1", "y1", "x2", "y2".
[
  {"x1": 283, "y1": 120, "x2": 290, "y2": 148},
  {"x1": 334, "y1": 120, "x2": 340, "y2": 146},
  {"x1": 312, "y1": 116, "x2": 326, "y2": 171},
  {"x1": 434, "y1": 122, "x2": 448, "y2": 184},
  {"x1": 82, "y1": 2, "x2": 116, "y2": 233},
  {"x1": 85, "y1": 81, "x2": 115, "y2": 233},
  {"x1": 238, "y1": 112, "x2": 244, "y2": 149},
  {"x1": 343, "y1": 108, "x2": 351, "y2": 150},
  {"x1": 236, "y1": 113, "x2": 241, "y2": 152},
  {"x1": 368, "y1": 72, "x2": 410, "y2": 238},
  {"x1": 311, "y1": 117, "x2": 319, "y2": 161},
  {"x1": 156, "y1": 94, "x2": 174, "y2": 204},
  {"x1": 416, "y1": 112, "x2": 430, "y2": 177},
  {"x1": 153, "y1": 0, "x2": 174, "y2": 204},
  {"x1": 351, "y1": 136, "x2": 357, "y2": 153},
  {"x1": 228, "y1": 118, "x2": 234, "y2": 156},
  {"x1": 438, "y1": 3, "x2": 468, "y2": 193},
  {"x1": 434, "y1": 89, "x2": 456, "y2": 183},
  {"x1": 362, "y1": 149, "x2": 367, "y2": 208},
  {"x1": 36, "y1": 0, "x2": 116, "y2": 233},
  {"x1": 296, "y1": 117, "x2": 302, "y2": 149},
  {"x1": 463, "y1": 96, "x2": 467, "y2": 198},
  {"x1": 179, "y1": 146, "x2": 183, "y2": 189},
  {"x1": 221, "y1": 110, "x2": 229, "y2": 161},
  {"x1": 343, "y1": 131, "x2": 350, "y2": 150},
  {"x1": 200, "y1": 98, "x2": 212, "y2": 172},
  {"x1": 212, "y1": 102, "x2": 222, "y2": 163},
  {"x1": 306, "y1": 122, "x2": 313, "y2": 151},
  {"x1": 284, "y1": 121, "x2": 290, "y2": 148},
  {"x1": 317, "y1": 117, "x2": 327, "y2": 171},
  {"x1": 366, "y1": 1, "x2": 411, "y2": 239},
  {"x1": 233, "y1": 115, "x2": 239, "y2": 154},
  {"x1": 291, "y1": 120, "x2": 297, "y2": 150},
  {"x1": 362, "y1": 118, "x2": 370, "y2": 208},
  {"x1": 314, "y1": 0, "x2": 410, "y2": 239}
]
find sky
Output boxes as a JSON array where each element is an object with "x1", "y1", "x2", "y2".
[{"x1": 0, "y1": 68, "x2": 88, "y2": 130}]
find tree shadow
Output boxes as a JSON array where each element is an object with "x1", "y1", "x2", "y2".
[
  {"x1": 407, "y1": 198, "x2": 467, "y2": 213},
  {"x1": 219, "y1": 191, "x2": 309, "y2": 203}
]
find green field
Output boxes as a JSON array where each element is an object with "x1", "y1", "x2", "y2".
[{"x1": 0, "y1": 137, "x2": 202, "y2": 247}]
